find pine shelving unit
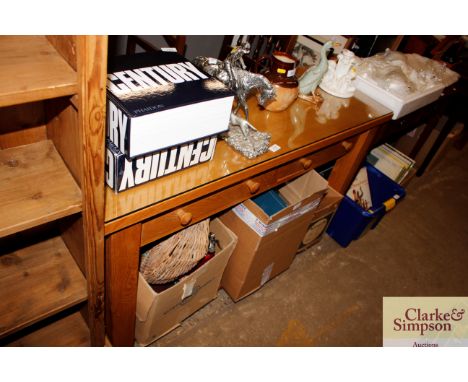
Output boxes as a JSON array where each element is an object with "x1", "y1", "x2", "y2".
[
  {"x1": 0, "y1": 140, "x2": 82, "y2": 237},
  {"x1": 0, "y1": 235, "x2": 87, "y2": 338},
  {"x1": 0, "y1": 36, "x2": 107, "y2": 346},
  {"x1": 5, "y1": 312, "x2": 92, "y2": 347},
  {"x1": 0, "y1": 36, "x2": 78, "y2": 107}
]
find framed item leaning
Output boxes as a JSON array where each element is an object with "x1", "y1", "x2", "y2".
[
  {"x1": 293, "y1": 35, "x2": 350, "y2": 67},
  {"x1": 297, "y1": 213, "x2": 334, "y2": 253}
]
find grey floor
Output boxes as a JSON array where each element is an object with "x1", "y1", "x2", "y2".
[{"x1": 152, "y1": 143, "x2": 468, "y2": 347}]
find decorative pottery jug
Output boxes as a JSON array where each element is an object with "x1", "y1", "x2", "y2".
[{"x1": 256, "y1": 51, "x2": 299, "y2": 111}]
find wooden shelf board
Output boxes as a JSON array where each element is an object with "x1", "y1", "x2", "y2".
[
  {"x1": 5, "y1": 312, "x2": 90, "y2": 347},
  {"x1": 0, "y1": 140, "x2": 82, "y2": 238},
  {"x1": 0, "y1": 36, "x2": 77, "y2": 107},
  {"x1": 0, "y1": 235, "x2": 88, "y2": 339}
]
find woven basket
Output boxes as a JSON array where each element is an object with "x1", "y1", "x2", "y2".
[{"x1": 140, "y1": 219, "x2": 210, "y2": 284}]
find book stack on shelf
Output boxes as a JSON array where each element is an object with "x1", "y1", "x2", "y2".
[
  {"x1": 105, "y1": 50, "x2": 235, "y2": 193},
  {"x1": 367, "y1": 143, "x2": 416, "y2": 185}
]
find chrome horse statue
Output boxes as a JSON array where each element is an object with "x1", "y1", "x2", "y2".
[
  {"x1": 193, "y1": 43, "x2": 275, "y2": 158},
  {"x1": 193, "y1": 42, "x2": 275, "y2": 123}
]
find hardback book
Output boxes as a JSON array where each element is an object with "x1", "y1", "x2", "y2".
[
  {"x1": 105, "y1": 135, "x2": 217, "y2": 193},
  {"x1": 346, "y1": 167, "x2": 373, "y2": 210},
  {"x1": 107, "y1": 51, "x2": 234, "y2": 159}
]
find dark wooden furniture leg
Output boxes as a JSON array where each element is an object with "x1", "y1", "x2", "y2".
[
  {"x1": 416, "y1": 116, "x2": 458, "y2": 176},
  {"x1": 409, "y1": 113, "x2": 441, "y2": 160},
  {"x1": 106, "y1": 224, "x2": 142, "y2": 346},
  {"x1": 453, "y1": 124, "x2": 467, "y2": 150}
]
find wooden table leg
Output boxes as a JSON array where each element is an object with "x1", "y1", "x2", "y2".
[
  {"x1": 105, "y1": 224, "x2": 141, "y2": 346},
  {"x1": 328, "y1": 127, "x2": 379, "y2": 194}
]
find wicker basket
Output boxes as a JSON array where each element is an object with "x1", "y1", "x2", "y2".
[{"x1": 140, "y1": 219, "x2": 210, "y2": 284}]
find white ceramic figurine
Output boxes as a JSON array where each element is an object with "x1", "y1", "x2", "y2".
[{"x1": 319, "y1": 49, "x2": 360, "y2": 98}]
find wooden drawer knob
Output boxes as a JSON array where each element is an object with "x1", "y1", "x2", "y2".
[
  {"x1": 245, "y1": 179, "x2": 260, "y2": 194},
  {"x1": 299, "y1": 158, "x2": 312, "y2": 170},
  {"x1": 176, "y1": 209, "x2": 192, "y2": 226},
  {"x1": 342, "y1": 141, "x2": 353, "y2": 151}
]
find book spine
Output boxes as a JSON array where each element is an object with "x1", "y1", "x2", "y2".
[
  {"x1": 106, "y1": 136, "x2": 218, "y2": 193},
  {"x1": 107, "y1": 96, "x2": 131, "y2": 159},
  {"x1": 379, "y1": 145, "x2": 407, "y2": 167},
  {"x1": 105, "y1": 147, "x2": 115, "y2": 191},
  {"x1": 383, "y1": 143, "x2": 415, "y2": 166},
  {"x1": 105, "y1": 140, "x2": 125, "y2": 192}
]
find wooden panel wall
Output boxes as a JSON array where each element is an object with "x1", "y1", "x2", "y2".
[
  {"x1": 46, "y1": 98, "x2": 83, "y2": 187},
  {"x1": 46, "y1": 36, "x2": 78, "y2": 71},
  {"x1": 60, "y1": 215, "x2": 85, "y2": 276},
  {"x1": 0, "y1": 102, "x2": 46, "y2": 149},
  {"x1": 45, "y1": 36, "x2": 82, "y2": 185}
]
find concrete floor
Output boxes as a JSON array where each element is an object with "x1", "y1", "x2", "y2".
[{"x1": 152, "y1": 143, "x2": 468, "y2": 347}]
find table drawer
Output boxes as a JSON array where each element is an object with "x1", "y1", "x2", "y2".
[
  {"x1": 141, "y1": 170, "x2": 278, "y2": 246},
  {"x1": 276, "y1": 141, "x2": 352, "y2": 184},
  {"x1": 140, "y1": 140, "x2": 352, "y2": 246}
]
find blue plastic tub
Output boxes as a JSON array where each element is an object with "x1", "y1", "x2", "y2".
[{"x1": 326, "y1": 163, "x2": 406, "y2": 247}]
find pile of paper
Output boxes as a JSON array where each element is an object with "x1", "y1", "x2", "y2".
[{"x1": 367, "y1": 144, "x2": 416, "y2": 184}]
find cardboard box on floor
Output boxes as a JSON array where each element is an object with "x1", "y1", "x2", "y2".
[
  {"x1": 135, "y1": 218, "x2": 238, "y2": 346},
  {"x1": 297, "y1": 186, "x2": 343, "y2": 253},
  {"x1": 220, "y1": 170, "x2": 328, "y2": 302}
]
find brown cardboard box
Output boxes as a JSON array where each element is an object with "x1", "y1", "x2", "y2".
[
  {"x1": 297, "y1": 186, "x2": 343, "y2": 253},
  {"x1": 279, "y1": 169, "x2": 329, "y2": 206},
  {"x1": 135, "y1": 218, "x2": 238, "y2": 346},
  {"x1": 220, "y1": 170, "x2": 328, "y2": 302}
]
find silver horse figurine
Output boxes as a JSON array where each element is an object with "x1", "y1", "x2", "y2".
[
  {"x1": 193, "y1": 46, "x2": 275, "y2": 121},
  {"x1": 192, "y1": 43, "x2": 275, "y2": 158}
]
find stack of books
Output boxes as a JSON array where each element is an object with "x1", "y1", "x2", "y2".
[
  {"x1": 367, "y1": 143, "x2": 416, "y2": 184},
  {"x1": 105, "y1": 50, "x2": 235, "y2": 193}
]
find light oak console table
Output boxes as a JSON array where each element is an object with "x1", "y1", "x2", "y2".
[{"x1": 104, "y1": 91, "x2": 392, "y2": 346}]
